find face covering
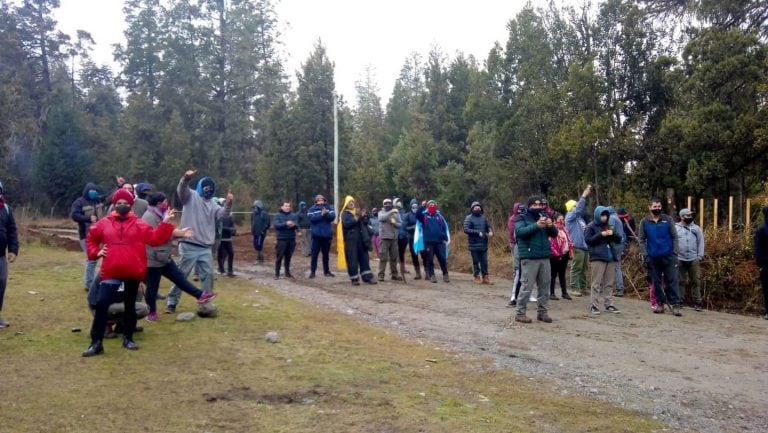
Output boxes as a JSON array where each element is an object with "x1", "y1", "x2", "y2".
[
  {"x1": 384, "y1": 205, "x2": 393, "y2": 211},
  {"x1": 427, "y1": 204, "x2": 437, "y2": 215},
  {"x1": 683, "y1": 217, "x2": 693, "y2": 224},
  {"x1": 651, "y1": 209, "x2": 662, "y2": 216},
  {"x1": 411, "y1": 204, "x2": 417, "y2": 212},
  {"x1": 88, "y1": 190, "x2": 99, "y2": 200},
  {"x1": 529, "y1": 208, "x2": 542, "y2": 219},
  {"x1": 115, "y1": 204, "x2": 131, "y2": 216},
  {"x1": 472, "y1": 208, "x2": 481, "y2": 215},
  {"x1": 157, "y1": 202, "x2": 169, "y2": 213}
]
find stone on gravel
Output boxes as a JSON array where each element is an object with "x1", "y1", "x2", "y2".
[
  {"x1": 176, "y1": 312, "x2": 196, "y2": 322},
  {"x1": 197, "y1": 302, "x2": 218, "y2": 318},
  {"x1": 265, "y1": 331, "x2": 280, "y2": 343}
]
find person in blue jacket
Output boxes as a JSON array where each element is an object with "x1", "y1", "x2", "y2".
[
  {"x1": 415, "y1": 200, "x2": 450, "y2": 283},
  {"x1": 638, "y1": 197, "x2": 682, "y2": 316},
  {"x1": 307, "y1": 194, "x2": 336, "y2": 278}
]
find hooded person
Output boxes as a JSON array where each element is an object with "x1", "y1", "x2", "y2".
[
  {"x1": 71, "y1": 182, "x2": 106, "y2": 291},
  {"x1": 0, "y1": 180, "x2": 19, "y2": 328},
  {"x1": 415, "y1": 200, "x2": 451, "y2": 283},
  {"x1": 336, "y1": 195, "x2": 377, "y2": 285},
  {"x1": 754, "y1": 206, "x2": 768, "y2": 320},
  {"x1": 584, "y1": 206, "x2": 623, "y2": 315},
  {"x1": 164, "y1": 170, "x2": 232, "y2": 313},
  {"x1": 463, "y1": 201, "x2": 494, "y2": 284},
  {"x1": 398, "y1": 198, "x2": 422, "y2": 279},
  {"x1": 307, "y1": 194, "x2": 336, "y2": 278},
  {"x1": 250, "y1": 200, "x2": 271, "y2": 263},
  {"x1": 82, "y1": 188, "x2": 178, "y2": 356}
]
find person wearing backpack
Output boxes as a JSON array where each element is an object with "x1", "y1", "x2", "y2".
[{"x1": 675, "y1": 208, "x2": 705, "y2": 311}]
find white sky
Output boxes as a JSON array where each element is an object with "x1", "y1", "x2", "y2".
[{"x1": 53, "y1": 0, "x2": 554, "y2": 105}]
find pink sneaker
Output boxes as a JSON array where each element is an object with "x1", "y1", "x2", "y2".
[
  {"x1": 146, "y1": 312, "x2": 159, "y2": 322},
  {"x1": 198, "y1": 291, "x2": 217, "y2": 304}
]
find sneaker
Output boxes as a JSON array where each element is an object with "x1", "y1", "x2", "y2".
[
  {"x1": 605, "y1": 305, "x2": 621, "y2": 314},
  {"x1": 274, "y1": 275, "x2": 280, "y2": 280},
  {"x1": 562, "y1": 294, "x2": 572, "y2": 300},
  {"x1": 0, "y1": 317, "x2": 9, "y2": 328},
  {"x1": 537, "y1": 312, "x2": 553, "y2": 323},
  {"x1": 164, "y1": 304, "x2": 176, "y2": 314},
  {"x1": 145, "y1": 312, "x2": 159, "y2": 322},
  {"x1": 590, "y1": 305, "x2": 600, "y2": 315},
  {"x1": 198, "y1": 291, "x2": 217, "y2": 304},
  {"x1": 694, "y1": 304, "x2": 702, "y2": 312},
  {"x1": 507, "y1": 299, "x2": 517, "y2": 307},
  {"x1": 227, "y1": 272, "x2": 236, "y2": 278},
  {"x1": 530, "y1": 295, "x2": 537, "y2": 302},
  {"x1": 443, "y1": 274, "x2": 450, "y2": 283},
  {"x1": 614, "y1": 291, "x2": 625, "y2": 297},
  {"x1": 430, "y1": 275, "x2": 437, "y2": 283},
  {"x1": 672, "y1": 305, "x2": 682, "y2": 317},
  {"x1": 324, "y1": 272, "x2": 335, "y2": 277},
  {"x1": 652, "y1": 305, "x2": 665, "y2": 314},
  {"x1": 514, "y1": 314, "x2": 532, "y2": 324},
  {"x1": 474, "y1": 275, "x2": 482, "y2": 284},
  {"x1": 216, "y1": 271, "x2": 224, "y2": 275},
  {"x1": 550, "y1": 294, "x2": 559, "y2": 300}
]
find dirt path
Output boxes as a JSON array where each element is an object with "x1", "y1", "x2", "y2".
[{"x1": 231, "y1": 248, "x2": 767, "y2": 433}]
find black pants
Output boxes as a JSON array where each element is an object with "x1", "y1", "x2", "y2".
[
  {"x1": 275, "y1": 239, "x2": 295, "y2": 276},
  {"x1": 310, "y1": 236, "x2": 332, "y2": 274},
  {"x1": 549, "y1": 256, "x2": 569, "y2": 295},
  {"x1": 760, "y1": 266, "x2": 768, "y2": 314},
  {"x1": 345, "y1": 241, "x2": 373, "y2": 282},
  {"x1": 647, "y1": 255, "x2": 681, "y2": 306},
  {"x1": 90, "y1": 280, "x2": 139, "y2": 342},
  {"x1": 470, "y1": 249, "x2": 489, "y2": 277},
  {"x1": 424, "y1": 241, "x2": 448, "y2": 277},
  {"x1": 145, "y1": 261, "x2": 203, "y2": 314},
  {"x1": 217, "y1": 240, "x2": 234, "y2": 273}
]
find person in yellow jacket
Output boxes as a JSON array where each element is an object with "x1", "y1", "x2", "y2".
[{"x1": 336, "y1": 196, "x2": 377, "y2": 286}]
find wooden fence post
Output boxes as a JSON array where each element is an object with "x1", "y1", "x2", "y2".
[
  {"x1": 699, "y1": 198, "x2": 704, "y2": 229},
  {"x1": 713, "y1": 198, "x2": 718, "y2": 231},
  {"x1": 746, "y1": 199, "x2": 751, "y2": 232}
]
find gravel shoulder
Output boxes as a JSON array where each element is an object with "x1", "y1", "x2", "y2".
[{"x1": 234, "y1": 252, "x2": 767, "y2": 433}]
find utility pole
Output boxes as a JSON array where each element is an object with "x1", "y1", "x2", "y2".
[{"x1": 333, "y1": 92, "x2": 339, "y2": 223}]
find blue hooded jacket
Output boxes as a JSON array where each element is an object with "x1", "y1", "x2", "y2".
[
  {"x1": 585, "y1": 206, "x2": 622, "y2": 262},
  {"x1": 565, "y1": 196, "x2": 588, "y2": 250}
]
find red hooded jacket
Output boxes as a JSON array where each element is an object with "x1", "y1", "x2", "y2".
[{"x1": 86, "y1": 211, "x2": 174, "y2": 281}]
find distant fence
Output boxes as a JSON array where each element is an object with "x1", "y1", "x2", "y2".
[{"x1": 677, "y1": 196, "x2": 765, "y2": 235}]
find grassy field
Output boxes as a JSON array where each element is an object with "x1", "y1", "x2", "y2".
[{"x1": 0, "y1": 241, "x2": 666, "y2": 433}]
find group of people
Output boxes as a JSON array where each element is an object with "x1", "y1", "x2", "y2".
[{"x1": 69, "y1": 171, "x2": 227, "y2": 356}]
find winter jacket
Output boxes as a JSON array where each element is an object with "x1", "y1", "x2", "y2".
[
  {"x1": 307, "y1": 203, "x2": 335, "y2": 239},
  {"x1": 142, "y1": 207, "x2": 174, "y2": 268},
  {"x1": 273, "y1": 210, "x2": 298, "y2": 241},
  {"x1": 565, "y1": 196, "x2": 588, "y2": 250},
  {"x1": 378, "y1": 208, "x2": 401, "y2": 240},
  {"x1": 220, "y1": 214, "x2": 235, "y2": 241},
  {"x1": 369, "y1": 214, "x2": 380, "y2": 236},
  {"x1": 251, "y1": 204, "x2": 271, "y2": 236},
  {"x1": 70, "y1": 182, "x2": 105, "y2": 240},
  {"x1": 515, "y1": 211, "x2": 558, "y2": 260},
  {"x1": 402, "y1": 199, "x2": 419, "y2": 239},
  {"x1": 415, "y1": 207, "x2": 449, "y2": 244},
  {"x1": 0, "y1": 203, "x2": 18, "y2": 257},
  {"x1": 177, "y1": 176, "x2": 230, "y2": 247},
  {"x1": 608, "y1": 209, "x2": 626, "y2": 256},
  {"x1": 675, "y1": 222, "x2": 704, "y2": 262},
  {"x1": 585, "y1": 206, "x2": 623, "y2": 262},
  {"x1": 342, "y1": 211, "x2": 371, "y2": 251},
  {"x1": 463, "y1": 202, "x2": 493, "y2": 251},
  {"x1": 754, "y1": 208, "x2": 768, "y2": 268},
  {"x1": 638, "y1": 213, "x2": 678, "y2": 258},
  {"x1": 549, "y1": 225, "x2": 573, "y2": 258},
  {"x1": 297, "y1": 205, "x2": 311, "y2": 229},
  {"x1": 86, "y1": 212, "x2": 174, "y2": 281},
  {"x1": 507, "y1": 203, "x2": 523, "y2": 246}
]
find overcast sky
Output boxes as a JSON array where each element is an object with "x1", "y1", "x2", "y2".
[{"x1": 54, "y1": 0, "x2": 553, "y2": 105}]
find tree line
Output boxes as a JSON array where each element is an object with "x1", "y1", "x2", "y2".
[{"x1": 1, "y1": 0, "x2": 767, "y2": 225}]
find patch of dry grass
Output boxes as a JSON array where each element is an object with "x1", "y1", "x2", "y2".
[{"x1": 0, "y1": 241, "x2": 665, "y2": 433}]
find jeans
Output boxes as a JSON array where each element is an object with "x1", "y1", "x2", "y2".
[
  {"x1": 590, "y1": 260, "x2": 616, "y2": 308},
  {"x1": 275, "y1": 239, "x2": 296, "y2": 276},
  {"x1": 217, "y1": 240, "x2": 234, "y2": 274},
  {"x1": 253, "y1": 233, "x2": 266, "y2": 252},
  {"x1": 406, "y1": 236, "x2": 423, "y2": 272},
  {"x1": 310, "y1": 237, "x2": 332, "y2": 274},
  {"x1": 0, "y1": 258, "x2": 7, "y2": 311},
  {"x1": 90, "y1": 280, "x2": 139, "y2": 342},
  {"x1": 516, "y1": 258, "x2": 550, "y2": 315},
  {"x1": 570, "y1": 248, "x2": 589, "y2": 292},
  {"x1": 549, "y1": 255, "x2": 569, "y2": 296},
  {"x1": 470, "y1": 249, "x2": 489, "y2": 277},
  {"x1": 80, "y1": 239, "x2": 98, "y2": 290},
  {"x1": 167, "y1": 242, "x2": 214, "y2": 307},
  {"x1": 424, "y1": 241, "x2": 448, "y2": 277},
  {"x1": 678, "y1": 259, "x2": 702, "y2": 304},
  {"x1": 647, "y1": 255, "x2": 681, "y2": 306},
  {"x1": 145, "y1": 260, "x2": 203, "y2": 313}
]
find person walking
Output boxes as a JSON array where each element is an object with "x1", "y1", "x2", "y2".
[
  {"x1": 0, "y1": 181, "x2": 19, "y2": 328},
  {"x1": 377, "y1": 198, "x2": 402, "y2": 281},
  {"x1": 307, "y1": 194, "x2": 335, "y2": 278},
  {"x1": 273, "y1": 201, "x2": 298, "y2": 279},
  {"x1": 585, "y1": 206, "x2": 623, "y2": 315},
  {"x1": 250, "y1": 200, "x2": 271, "y2": 264},
  {"x1": 638, "y1": 197, "x2": 683, "y2": 316},
  {"x1": 464, "y1": 201, "x2": 494, "y2": 284},
  {"x1": 675, "y1": 208, "x2": 704, "y2": 311}
]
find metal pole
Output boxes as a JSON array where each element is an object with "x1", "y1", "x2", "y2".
[{"x1": 333, "y1": 92, "x2": 339, "y2": 223}]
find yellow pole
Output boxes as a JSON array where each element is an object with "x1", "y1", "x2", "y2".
[{"x1": 699, "y1": 198, "x2": 704, "y2": 229}]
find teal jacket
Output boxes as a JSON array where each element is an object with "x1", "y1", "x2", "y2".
[{"x1": 515, "y1": 211, "x2": 558, "y2": 259}]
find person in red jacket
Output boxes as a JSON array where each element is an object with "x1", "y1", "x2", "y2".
[{"x1": 82, "y1": 189, "x2": 176, "y2": 357}]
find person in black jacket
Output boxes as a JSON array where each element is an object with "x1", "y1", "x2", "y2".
[
  {"x1": 754, "y1": 205, "x2": 768, "y2": 320},
  {"x1": 0, "y1": 180, "x2": 19, "y2": 328},
  {"x1": 70, "y1": 182, "x2": 105, "y2": 291},
  {"x1": 273, "y1": 201, "x2": 298, "y2": 279},
  {"x1": 463, "y1": 201, "x2": 494, "y2": 284},
  {"x1": 307, "y1": 194, "x2": 336, "y2": 278},
  {"x1": 585, "y1": 206, "x2": 623, "y2": 315},
  {"x1": 250, "y1": 200, "x2": 271, "y2": 263},
  {"x1": 217, "y1": 213, "x2": 236, "y2": 276},
  {"x1": 339, "y1": 196, "x2": 377, "y2": 286}
]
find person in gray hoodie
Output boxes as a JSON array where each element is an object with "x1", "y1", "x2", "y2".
[
  {"x1": 164, "y1": 170, "x2": 232, "y2": 313},
  {"x1": 463, "y1": 201, "x2": 494, "y2": 284},
  {"x1": 378, "y1": 198, "x2": 403, "y2": 281},
  {"x1": 675, "y1": 208, "x2": 705, "y2": 310}
]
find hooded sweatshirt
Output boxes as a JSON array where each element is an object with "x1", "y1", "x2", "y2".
[
  {"x1": 251, "y1": 200, "x2": 271, "y2": 236},
  {"x1": 564, "y1": 196, "x2": 588, "y2": 250},
  {"x1": 463, "y1": 201, "x2": 493, "y2": 251},
  {"x1": 178, "y1": 175, "x2": 231, "y2": 247},
  {"x1": 585, "y1": 206, "x2": 623, "y2": 262},
  {"x1": 70, "y1": 182, "x2": 105, "y2": 240}
]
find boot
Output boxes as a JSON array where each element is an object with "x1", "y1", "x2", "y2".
[
  {"x1": 414, "y1": 266, "x2": 422, "y2": 280},
  {"x1": 399, "y1": 261, "x2": 407, "y2": 277},
  {"x1": 82, "y1": 340, "x2": 104, "y2": 357},
  {"x1": 474, "y1": 275, "x2": 482, "y2": 284},
  {"x1": 257, "y1": 251, "x2": 264, "y2": 264},
  {"x1": 537, "y1": 312, "x2": 553, "y2": 323},
  {"x1": 482, "y1": 275, "x2": 492, "y2": 285}
]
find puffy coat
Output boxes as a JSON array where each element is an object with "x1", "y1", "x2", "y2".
[
  {"x1": 273, "y1": 210, "x2": 298, "y2": 241},
  {"x1": 515, "y1": 211, "x2": 558, "y2": 260},
  {"x1": 251, "y1": 203, "x2": 271, "y2": 236},
  {"x1": 86, "y1": 212, "x2": 174, "y2": 280},
  {"x1": 463, "y1": 202, "x2": 493, "y2": 251},
  {"x1": 585, "y1": 206, "x2": 622, "y2": 262},
  {"x1": 308, "y1": 203, "x2": 335, "y2": 238}
]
